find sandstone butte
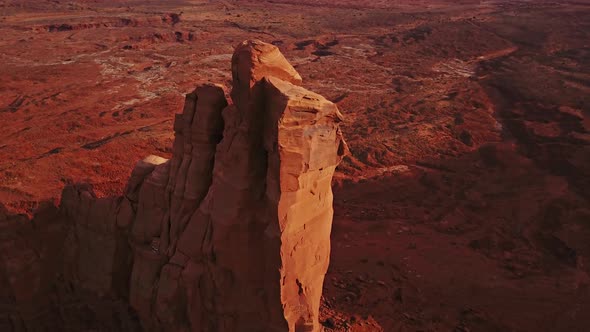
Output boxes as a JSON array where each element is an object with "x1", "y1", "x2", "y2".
[{"x1": 0, "y1": 40, "x2": 348, "y2": 331}]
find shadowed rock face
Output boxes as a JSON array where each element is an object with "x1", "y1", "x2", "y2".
[{"x1": 0, "y1": 40, "x2": 346, "y2": 331}]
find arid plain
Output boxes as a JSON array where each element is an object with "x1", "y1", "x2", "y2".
[{"x1": 1, "y1": 0, "x2": 589, "y2": 331}]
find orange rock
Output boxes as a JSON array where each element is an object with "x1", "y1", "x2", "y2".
[
  {"x1": 263, "y1": 76, "x2": 346, "y2": 330},
  {"x1": 153, "y1": 40, "x2": 345, "y2": 331},
  {"x1": 0, "y1": 40, "x2": 346, "y2": 332}
]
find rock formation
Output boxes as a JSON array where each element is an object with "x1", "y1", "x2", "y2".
[{"x1": 0, "y1": 40, "x2": 346, "y2": 331}]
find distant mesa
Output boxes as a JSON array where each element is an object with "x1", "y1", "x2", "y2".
[{"x1": 42, "y1": 13, "x2": 182, "y2": 33}]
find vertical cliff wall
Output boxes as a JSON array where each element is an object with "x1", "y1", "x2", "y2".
[{"x1": 0, "y1": 40, "x2": 346, "y2": 332}]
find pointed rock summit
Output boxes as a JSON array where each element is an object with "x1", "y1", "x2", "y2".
[
  {"x1": 231, "y1": 40, "x2": 303, "y2": 111},
  {"x1": 0, "y1": 40, "x2": 347, "y2": 332}
]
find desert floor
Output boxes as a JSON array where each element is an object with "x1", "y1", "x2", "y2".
[{"x1": 1, "y1": 1, "x2": 589, "y2": 331}]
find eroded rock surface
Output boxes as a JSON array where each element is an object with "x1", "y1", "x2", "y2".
[{"x1": 0, "y1": 40, "x2": 346, "y2": 331}]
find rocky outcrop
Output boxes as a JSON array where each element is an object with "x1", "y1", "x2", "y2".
[
  {"x1": 42, "y1": 14, "x2": 182, "y2": 33},
  {"x1": 0, "y1": 40, "x2": 346, "y2": 331}
]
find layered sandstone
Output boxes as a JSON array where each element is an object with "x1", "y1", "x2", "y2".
[{"x1": 0, "y1": 40, "x2": 346, "y2": 331}]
